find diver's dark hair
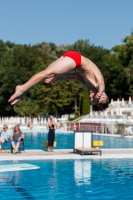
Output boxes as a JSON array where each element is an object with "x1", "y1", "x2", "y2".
[{"x1": 92, "y1": 101, "x2": 109, "y2": 112}]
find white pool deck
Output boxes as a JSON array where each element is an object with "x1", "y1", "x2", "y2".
[{"x1": 1, "y1": 149, "x2": 133, "y2": 161}]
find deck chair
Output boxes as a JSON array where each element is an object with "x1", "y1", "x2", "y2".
[
  {"x1": 0, "y1": 132, "x2": 8, "y2": 153},
  {"x1": 1, "y1": 142, "x2": 7, "y2": 153}
]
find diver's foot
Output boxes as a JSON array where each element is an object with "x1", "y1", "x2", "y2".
[{"x1": 8, "y1": 85, "x2": 24, "y2": 105}]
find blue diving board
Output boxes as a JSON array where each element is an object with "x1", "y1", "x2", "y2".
[{"x1": 0, "y1": 163, "x2": 40, "y2": 172}]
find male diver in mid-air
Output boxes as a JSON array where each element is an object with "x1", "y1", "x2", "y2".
[{"x1": 8, "y1": 51, "x2": 109, "y2": 111}]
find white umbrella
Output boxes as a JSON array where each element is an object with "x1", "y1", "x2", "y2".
[
  {"x1": 110, "y1": 99, "x2": 113, "y2": 104},
  {"x1": 117, "y1": 98, "x2": 120, "y2": 107},
  {"x1": 44, "y1": 118, "x2": 47, "y2": 125},
  {"x1": 129, "y1": 97, "x2": 132, "y2": 105},
  {"x1": 122, "y1": 98, "x2": 125, "y2": 106},
  {"x1": 41, "y1": 118, "x2": 44, "y2": 125}
]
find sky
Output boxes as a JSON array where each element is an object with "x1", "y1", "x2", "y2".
[{"x1": 0, "y1": 0, "x2": 133, "y2": 50}]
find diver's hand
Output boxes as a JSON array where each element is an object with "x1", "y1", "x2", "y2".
[
  {"x1": 45, "y1": 77, "x2": 57, "y2": 84},
  {"x1": 95, "y1": 92, "x2": 102, "y2": 99}
]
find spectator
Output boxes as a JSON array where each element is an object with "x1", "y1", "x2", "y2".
[
  {"x1": 27, "y1": 120, "x2": 31, "y2": 129},
  {"x1": 67, "y1": 120, "x2": 71, "y2": 131},
  {"x1": 57, "y1": 120, "x2": 61, "y2": 129},
  {"x1": 73, "y1": 123, "x2": 77, "y2": 131},
  {"x1": 0, "y1": 125, "x2": 11, "y2": 152},
  {"x1": 10, "y1": 125, "x2": 24, "y2": 153},
  {"x1": 47, "y1": 116, "x2": 58, "y2": 152}
]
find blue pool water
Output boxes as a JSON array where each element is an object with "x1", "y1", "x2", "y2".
[
  {"x1": 3, "y1": 131, "x2": 133, "y2": 150},
  {"x1": 0, "y1": 159, "x2": 133, "y2": 200}
]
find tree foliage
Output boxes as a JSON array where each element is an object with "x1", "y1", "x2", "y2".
[
  {"x1": 0, "y1": 34, "x2": 133, "y2": 117},
  {"x1": 80, "y1": 88, "x2": 90, "y2": 116}
]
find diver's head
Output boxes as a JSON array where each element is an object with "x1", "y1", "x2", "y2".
[{"x1": 90, "y1": 91, "x2": 109, "y2": 111}]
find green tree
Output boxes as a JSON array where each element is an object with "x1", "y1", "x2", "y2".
[
  {"x1": 102, "y1": 53, "x2": 125, "y2": 100},
  {"x1": 80, "y1": 88, "x2": 90, "y2": 116},
  {"x1": 112, "y1": 34, "x2": 133, "y2": 98}
]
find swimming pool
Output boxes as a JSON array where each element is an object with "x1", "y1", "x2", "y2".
[
  {"x1": 3, "y1": 131, "x2": 133, "y2": 150},
  {"x1": 0, "y1": 159, "x2": 133, "y2": 200}
]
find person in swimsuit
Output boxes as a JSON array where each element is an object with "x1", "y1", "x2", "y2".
[
  {"x1": 8, "y1": 51, "x2": 109, "y2": 111},
  {"x1": 47, "y1": 116, "x2": 57, "y2": 152}
]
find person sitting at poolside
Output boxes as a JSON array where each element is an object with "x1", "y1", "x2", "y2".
[
  {"x1": 8, "y1": 51, "x2": 109, "y2": 111},
  {"x1": 0, "y1": 125, "x2": 11, "y2": 152},
  {"x1": 57, "y1": 120, "x2": 61, "y2": 129},
  {"x1": 27, "y1": 120, "x2": 31, "y2": 129},
  {"x1": 67, "y1": 120, "x2": 71, "y2": 131},
  {"x1": 10, "y1": 125, "x2": 24, "y2": 153}
]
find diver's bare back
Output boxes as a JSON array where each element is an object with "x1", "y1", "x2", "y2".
[{"x1": 78, "y1": 56, "x2": 104, "y2": 90}]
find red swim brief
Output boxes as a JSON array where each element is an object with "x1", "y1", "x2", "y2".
[{"x1": 62, "y1": 51, "x2": 81, "y2": 67}]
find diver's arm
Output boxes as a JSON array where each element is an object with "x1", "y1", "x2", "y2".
[
  {"x1": 45, "y1": 73, "x2": 87, "y2": 87},
  {"x1": 95, "y1": 78, "x2": 105, "y2": 98}
]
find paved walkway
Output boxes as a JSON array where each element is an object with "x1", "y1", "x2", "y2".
[{"x1": 1, "y1": 149, "x2": 133, "y2": 161}]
